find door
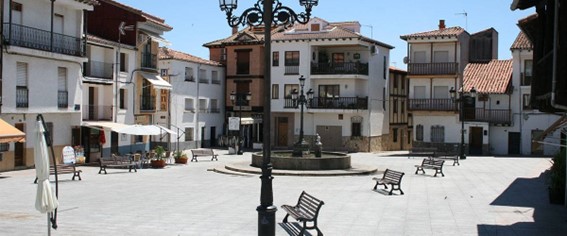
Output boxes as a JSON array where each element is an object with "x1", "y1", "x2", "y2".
[
  {"x1": 88, "y1": 87, "x2": 95, "y2": 120},
  {"x1": 277, "y1": 117, "x2": 288, "y2": 147},
  {"x1": 210, "y1": 127, "x2": 216, "y2": 147},
  {"x1": 469, "y1": 127, "x2": 483, "y2": 155},
  {"x1": 14, "y1": 123, "x2": 25, "y2": 167},
  {"x1": 111, "y1": 131, "x2": 118, "y2": 155},
  {"x1": 531, "y1": 130, "x2": 544, "y2": 155},
  {"x1": 201, "y1": 126, "x2": 206, "y2": 148},
  {"x1": 316, "y1": 126, "x2": 343, "y2": 151},
  {"x1": 508, "y1": 132, "x2": 521, "y2": 155},
  {"x1": 53, "y1": 14, "x2": 64, "y2": 51}
]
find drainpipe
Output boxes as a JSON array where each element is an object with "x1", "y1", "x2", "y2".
[{"x1": 195, "y1": 64, "x2": 201, "y2": 148}]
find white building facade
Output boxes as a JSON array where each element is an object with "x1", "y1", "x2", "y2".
[
  {"x1": 270, "y1": 18, "x2": 393, "y2": 152},
  {"x1": 158, "y1": 47, "x2": 225, "y2": 150}
]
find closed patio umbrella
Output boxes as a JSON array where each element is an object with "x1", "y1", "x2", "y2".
[
  {"x1": 116, "y1": 124, "x2": 162, "y2": 135},
  {"x1": 34, "y1": 115, "x2": 59, "y2": 234}
]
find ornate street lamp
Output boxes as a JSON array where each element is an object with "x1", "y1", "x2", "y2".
[
  {"x1": 450, "y1": 86, "x2": 477, "y2": 160},
  {"x1": 230, "y1": 91, "x2": 252, "y2": 155},
  {"x1": 291, "y1": 75, "x2": 314, "y2": 157},
  {"x1": 219, "y1": 1, "x2": 316, "y2": 235}
]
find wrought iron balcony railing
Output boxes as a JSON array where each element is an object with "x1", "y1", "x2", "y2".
[
  {"x1": 141, "y1": 52, "x2": 157, "y2": 69},
  {"x1": 83, "y1": 105, "x2": 112, "y2": 121},
  {"x1": 311, "y1": 62, "x2": 369, "y2": 75},
  {"x1": 284, "y1": 97, "x2": 368, "y2": 110},
  {"x1": 57, "y1": 91, "x2": 68, "y2": 108},
  {"x1": 84, "y1": 60, "x2": 113, "y2": 79},
  {"x1": 285, "y1": 65, "x2": 299, "y2": 75},
  {"x1": 3, "y1": 23, "x2": 84, "y2": 57},
  {"x1": 463, "y1": 108, "x2": 511, "y2": 125},
  {"x1": 16, "y1": 86, "x2": 29, "y2": 108},
  {"x1": 140, "y1": 95, "x2": 156, "y2": 111},
  {"x1": 407, "y1": 62, "x2": 458, "y2": 75},
  {"x1": 408, "y1": 99, "x2": 456, "y2": 111}
]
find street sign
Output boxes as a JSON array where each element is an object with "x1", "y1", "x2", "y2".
[{"x1": 228, "y1": 117, "x2": 240, "y2": 131}]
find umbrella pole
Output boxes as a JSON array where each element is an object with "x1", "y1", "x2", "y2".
[
  {"x1": 47, "y1": 213, "x2": 51, "y2": 236},
  {"x1": 37, "y1": 114, "x2": 58, "y2": 230}
]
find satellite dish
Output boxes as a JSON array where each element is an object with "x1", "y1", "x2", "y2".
[{"x1": 403, "y1": 57, "x2": 409, "y2": 64}]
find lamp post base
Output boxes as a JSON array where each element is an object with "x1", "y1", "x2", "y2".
[
  {"x1": 292, "y1": 139, "x2": 310, "y2": 157},
  {"x1": 257, "y1": 204, "x2": 277, "y2": 236}
]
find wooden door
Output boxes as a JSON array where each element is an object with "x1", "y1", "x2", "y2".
[
  {"x1": 14, "y1": 123, "x2": 25, "y2": 167},
  {"x1": 508, "y1": 132, "x2": 521, "y2": 155},
  {"x1": 316, "y1": 126, "x2": 343, "y2": 151},
  {"x1": 276, "y1": 117, "x2": 288, "y2": 147},
  {"x1": 469, "y1": 127, "x2": 483, "y2": 155}
]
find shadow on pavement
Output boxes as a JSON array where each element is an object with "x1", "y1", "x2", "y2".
[
  {"x1": 279, "y1": 222, "x2": 313, "y2": 236},
  {"x1": 478, "y1": 172, "x2": 567, "y2": 235}
]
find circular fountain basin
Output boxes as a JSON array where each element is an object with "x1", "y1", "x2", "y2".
[{"x1": 251, "y1": 151, "x2": 351, "y2": 170}]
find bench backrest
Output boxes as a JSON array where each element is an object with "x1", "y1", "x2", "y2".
[
  {"x1": 383, "y1": 169, "x2": 404, "y2": 183},
  {"x1": 295, "y1": 191, "x2": 324, "y2": 219},
  {"x1": 422, "y1": 158, "x2": 444, "y2": 167},
  {"x1": 191, "y1": 149, "x2": 214, "y2": 156}
]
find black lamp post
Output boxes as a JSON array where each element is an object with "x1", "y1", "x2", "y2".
[
  {"x1": 291, "y1": 75, "x2": 314, "y2": 157},
  {"x1": 219, "y1": 1, "x2": 317, "y2": 235},
  {"x1": 450, "y1": 86, "x2": 477, "y2": 160},
  {"x1": 230, "y1": 91, "x2": 251, "y2": 155}
]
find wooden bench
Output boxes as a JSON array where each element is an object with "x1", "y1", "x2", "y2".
[
  {"x1": 34, "y1": 164, "x2": 82, "y2": 183},
  {"x1": 281, "y1": 191, "x2": 324, "y2": 236},
  {"x1": 408, "y1": 147, "x2": 437, "y2": 159},
  {"x1": 190, "y1": 149, "x2": 218, "y2": 162},
  {"x1": 98, "y1": 154, "x2": 137, "y2": 174},
  {"x1": 434, "y1": 152, "x2": 460, "y2": 166},
  {"x1": 415, "y1": 158, "x2": 445, "y2": 177},
  {"x1": 372, "y1": 169, "x2": 405, "y2": 195}
]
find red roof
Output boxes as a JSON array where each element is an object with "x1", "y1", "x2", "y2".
[
  {"x1": 401, "y1": 26, "x2": 465, "y2": 40},
  {"x1": 510, "y1": 31, "x2": 533, "y2": 50},
  {"x1": 158, "y1": 47, "x2": 222, "y2": 66},
  {"x1": 463, "y1": 60, "x2": 513, "y2": 94}
]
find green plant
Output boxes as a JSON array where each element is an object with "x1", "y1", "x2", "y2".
[
  {"x1": 174, "y1": 151, "x2": 187, "y2": 159},
  {"x1": 549, "y1": 149, "x2": 566, "y2": 201},
  {"x1": 154, "y1": 145, "x2": 166, "y2": 161}
]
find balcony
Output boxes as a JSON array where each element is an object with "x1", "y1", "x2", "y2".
[
  {"x1": 16, "y1": 86, "x2": 29, "y2": 108},
  {"x1": 284, "y1": 97, "x2": 368, "y2": 110},
  {"x1": 408, "y1": 99, "x2": 455, "y2": 111},
  {"x1": 140, "y1": 96, "x2": 156, "y2": 111},
  {"x1": 3, "y1": 23, "x2": 84, "y2": 57},
  {"x1": 83, "y1": 105, "x2": 112, "y2": 121},
  {"x1": 463, "y1": 108, "x2": 511, "y2": 125},
  {"x1": 141, "y1": 52, "x2": 157, "y2": 69},
  {"x1": 84, "y1": 60, "x2": 113, "y2": 79},
  {"x1": 311, "y1": 62, "x2": 369, "y2": 75},
  {"x1": 407, "y1": 62, "x2": 458, "y2": 75},
  {"x1": 57, "y1": 91, "x2": 68, "y2": 108}
]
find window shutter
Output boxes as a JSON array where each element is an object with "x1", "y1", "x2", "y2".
[
  {"x1": 58, "y1": 67, "x2": 67, "y2": 91},
  {"x1": 16, "y1": 62, "x2": 28, "y2": 86}
]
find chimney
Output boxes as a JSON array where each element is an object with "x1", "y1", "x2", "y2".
[
  {"x1": 232, "y1": 26, "x2": 238, "y2": 35},
  {"x1": 439, "y1": 20, "x2": 446, "y2": 30}
]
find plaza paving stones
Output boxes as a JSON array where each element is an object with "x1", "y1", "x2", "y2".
[{"x1": 0, "y1": 150, "x2": 566, "y2": 235}]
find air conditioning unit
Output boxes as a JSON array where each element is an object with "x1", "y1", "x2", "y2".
[
  {"x1": 403, "y1": 57, "x2": 409, "y2": 64},
  {"x1": 371, "y1": 45, "x2": 378, "y2": 54}
]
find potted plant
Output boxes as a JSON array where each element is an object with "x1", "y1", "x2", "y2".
[
  {"x1": 174, "y1": 151, "x2": 188, "y2": 164},
  {"x1": 151, "y1": 145, "x2": 167, "y2": 168},
  {"x1": 548, "y1": 149, "x2": 566, "y2": 204}
]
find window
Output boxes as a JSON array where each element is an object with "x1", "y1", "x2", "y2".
[
  {"x1": 185, "y1": 127, "x2": 194, "y2": 141},
  {"x1": 352, "y1": 123, "x2": 362, "y2": 137},
  {"x1": 332, "y1": 53, "x2": 344, "y2": 64},
  {"x1": 272, "y1": 51, "x2": 279, "y2": 66},
  {"x1": 433, "y1": 51, "x2": 449, "y2": 63},
  {"x1": 523, "y1": 59, "x2": 533, "y2": 86},
  {"x1": 310, "y1": 23, "x2": 320, "y2": 31},
  {"x1": 523, "y1": 94, "x2": 531, "y2": 109},
  {"x1": 414, "y1": 86, "x2": 426, "y2": 99},
  {"x1": 383, "y1": 56, "x2": 387, "y2": 80},
  {"x1": 185, "y1": 98, "x2": 194, "y2": 111},
  {"x1": 416, "y1": 124, "x2": 423, "y2": 141},
  {"x1": 383, "y1": 87, "x2": 386, "y2": 110},
  {"x1": 0, "y1": 143, "x2": 8, "y2": 152},
  {"x1": 393, "y1": 99, "x2": 398, "y2": 113},
  {"x1": 284, "y1": 84, "x2": 299, "y2": 98},
  {"x1": 393, "y1": 128, "x2": 398, "y2": 143},
  {"x1": 199, "y1": 69, "x2": 207, "y2": 83},
  {"x1": 119, "y1": 89, "x2": 127, "y2": 109},
  {"x1": 135, "y1": 135, "x2": 143, "y2": 143},
  {"x1": 160, "y1": 89, "x2": 168, "y2": 111},
  {"x1": 433, "y1": 86, "x2": 449, "y2": 99},
  {"x1": 236, "y1": 50, "x2": 250, "y2": 74},
  {"x1": 318, "y1": 85, "x2": 340, "y2": 98},
  {"x1": 285, "y1": 51, "x2": 300, "y2": 75},
  {"x1": 120, "y1": 53, "x2": 127, "y2": 72},
  {"x1": 393, "y1": 74, "x2": 398, "y2": 89},
  {"x1": 57, "y1": 67, "x2": 68, "y2": 108},
  {"x1": 413, "y1": 51, "x2": 426, "y2": 63},
  {"x1": 16, "y1": 62, "x2": 28, "y2": 108},
  {"x1": 401, "y1": 101, "x2": 405, "y2": 114},
  {"x1": 199, "y1": 99, "x2": 207, "y2": 112},
  {"x1": 210, "y1": 99, "x2": 219, "y2": 113},
  {"x1": 211, "y1": 70, "x2": 219, "y2": 84},
  {"x1": 272, "y1": 84, "x2": 279, "y2": 99},
  {"x1": 185, "y1": 67, "x2": 194, "y2": 81},
  {"x1": 431, "y1": 125, "x2": 445, "y2": 143}
]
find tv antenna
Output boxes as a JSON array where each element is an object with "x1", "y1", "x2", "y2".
[
  {"x1": 455, "y1": 10, "x2": 468, "y2": 31},
  {"x1": 362, "y1": 24, "x2": 373, "y2": 38}
]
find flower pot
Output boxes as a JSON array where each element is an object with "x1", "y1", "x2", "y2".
[
  {"x1": 175, "y1": 157, "x2": 188, "y2": 164},
  {"x1": 150, "y1": 159, "x2": 166, "y2": 168}
]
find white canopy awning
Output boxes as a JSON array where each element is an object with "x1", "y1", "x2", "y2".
[
  {"x1": 155, "y1": 125, "x2": 178, "y2": 135},
  {"x1": 140, "y1": 72, "x2": 172, "y2": 90},
  {"x1": 83, "y1": 121, "x2": 130, "y2": 132},
  {"x1": 141, "y1": 31, "x2": 171, "y2": 46}
]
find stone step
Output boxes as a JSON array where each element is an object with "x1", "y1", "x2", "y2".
[{"x1": 208, "y1": 166, "x2": 255, "y2": 177}]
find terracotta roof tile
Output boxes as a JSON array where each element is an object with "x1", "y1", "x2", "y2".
[
  {"x1": 158, "y1": 47, "x2": 222, "y2": 66},
  {"x1": 203, "y1": 27, "x2": 267, "y2": 47},
  {"x1": 400, "y1": 26, "x2": 465, "y2": 40},
  {"x1": 463, "y1": 60, "x2": 513, "y2": 94},
  {"x1": 75, "y1": 0, "x2": 100, "y2": 5},
  {"x1": 510, "y1": 31, "x2": 533, "y2": 50},
  {"x1": 389, "y1": 66, "x2": 407, "y2": 73}
]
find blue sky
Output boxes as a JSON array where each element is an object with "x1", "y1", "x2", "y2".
[{"x1": 118, "y1": 0, "x2": 534, "y2": 69}]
